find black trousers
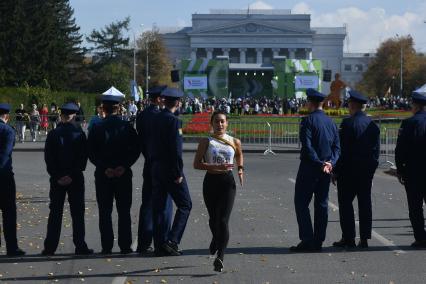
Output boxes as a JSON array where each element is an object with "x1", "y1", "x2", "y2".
[
  {"x1": 404, "y1": 176, "x2": 426, "y2": 241},
  {"x1": 137, "y1": 162, "x2": 173, "y2": 251},
  {"x1": 44, "y1": 173, "x2": 88, "y2": 252},
  {"x1": 337, "y1": 175, "x2": 373, "y2": 240},
  {"x1": 95, "y1": 170, "x2": 133, "y2": 251},
  {"x1": 0, "y1": 172, "x2": 18, "y2": 252},
  {"x1": 203, "y1": 172, "x2": 236, "y2": 259}
]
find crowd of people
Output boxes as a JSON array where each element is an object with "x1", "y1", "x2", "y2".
[
  {"x1": 11, "y1": 93, "x2": 413, "y2": 144},
  {"x1": 1, "y1": 86, "x2": 425, "y2": 273}
]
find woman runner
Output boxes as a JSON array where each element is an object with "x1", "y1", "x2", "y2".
[{"x1": 193, "y1": 110, "x2": 244, "y2": 272}]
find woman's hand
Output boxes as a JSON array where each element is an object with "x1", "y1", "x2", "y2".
[{"x1": 215, "y1": 163, "x2": 234, "y2": 171}]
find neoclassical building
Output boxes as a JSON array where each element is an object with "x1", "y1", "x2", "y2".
[{"x1": 160, "y1": 9, "x2": 372, "y2": 96}]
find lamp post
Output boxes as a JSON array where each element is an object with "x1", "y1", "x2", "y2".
[
  {"x1": 133, "y1": 33, "x2": 137, "y2": 83},
  {"x1": 146, "y1": 37, "x2": 149, "y2": 93},
  {"x1": 396, "y1": 34, "x2": 403, "y2": 97}
]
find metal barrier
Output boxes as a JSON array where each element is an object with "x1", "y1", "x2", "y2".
[
  {"x1": 380, "y1": 127, "x2": 399, "y2": 168},
  {"x1": 8, "y1": 114, "x2": 403, "y2": 160}
]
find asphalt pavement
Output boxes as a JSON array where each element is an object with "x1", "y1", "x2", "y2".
[{"x1": 0, "y1": 152, "x2": 425, "y2": 284}]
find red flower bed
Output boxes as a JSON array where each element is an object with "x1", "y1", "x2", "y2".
[{"x1": 183, "y1": 113, "x2": 211, "y2": 134}]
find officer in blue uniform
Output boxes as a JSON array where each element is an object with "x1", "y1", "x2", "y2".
[
  {"x1": 0, "y1": 103, "x2": 25, "y2": 257},
  {"x1": 151, "y1": 88, "x2": 192, "y2": 256},
  {"x1": 290, "y1": 89, "x2": 340, "y2": 252},
  {"x1": 136, "y1": 86, "x2": 173, "y2": 254},
  {"x1": 42, "y1": 103, "x2": 93, "y2": 256},
  {"x1": 395, "y1": 90, "x2": 426, "y2": 248},
  {"x1": 88, "y1": 95, "x2": 140, "y2": 254},
  {"x1": 332, "y1": 91, "x2": 380, "y2": 249}
]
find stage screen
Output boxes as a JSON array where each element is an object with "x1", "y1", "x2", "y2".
[
  {"x1": 183, "y1": 75, "x2": 208, "y2": 90},
  {"x1": 295, "y1": 75, "x2": 319, "y2": 90}
]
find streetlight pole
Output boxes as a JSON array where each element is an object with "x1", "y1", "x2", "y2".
[
  {"x1": 396, "y1": 34, "x2": 403, "y2": 97},
  {"x1": 400, "y1": 43, "x2": 403, "y2": 97},
  {"x1": 133, "y1": 33, "x2": 137, "y2": 83},
  {"x1": 146, "y1": 38, "x2": 149, "y2": 93}
]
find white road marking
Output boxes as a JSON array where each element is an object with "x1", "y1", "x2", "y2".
[
  {"x1": 131, "y1": 236, "x2": 138, "y2": 252},
  {"x1": 111, "y1": 237, "x2": 138, "y2": 284},
  {"x1": 111, "y1": 276, "x2": 127, "y2": 284},
  {"x1": 288, "y1": 178, "x2": 406, "y2": 254}
]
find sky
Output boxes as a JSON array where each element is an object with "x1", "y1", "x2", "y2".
[{"x1": 69, "y1": 0, "x2": 426, "y2": 52}]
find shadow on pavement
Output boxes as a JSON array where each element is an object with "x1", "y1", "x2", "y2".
[{"x1": 0, "y1": 266, "x2": 217, "y2": 282}]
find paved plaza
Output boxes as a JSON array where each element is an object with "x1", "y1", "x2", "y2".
[{"x1": 0, "y1": 152, "x2": 425, "y2": 284}]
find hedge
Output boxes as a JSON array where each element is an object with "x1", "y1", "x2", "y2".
[{"x1": 0, "y1": 86, "x2": 99, "y2": 115}]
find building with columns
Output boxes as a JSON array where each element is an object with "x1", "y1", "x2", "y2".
[{"x1": 160, "y1": 9, "x2": 369, "y2": 97}]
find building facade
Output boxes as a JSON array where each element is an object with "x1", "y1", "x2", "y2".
[{"x1": 161, "y1": 9, "x2": 371, "y2": 95}]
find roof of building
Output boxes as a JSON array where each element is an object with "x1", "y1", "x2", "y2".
[
  {"x1": 209, "y1": 9, "x2": 292, "y2": 15},
  {"x1": 312, "y1": 27, "x2": 346, "y2": 35}
]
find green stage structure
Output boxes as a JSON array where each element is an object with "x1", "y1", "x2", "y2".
[{"x1": 179, "y1": 56, "x2": 322, "y2": 99}]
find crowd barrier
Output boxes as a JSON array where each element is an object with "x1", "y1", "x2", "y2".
[{"x1": 9, "y1": 114, "x2": 401, "y2": 166}]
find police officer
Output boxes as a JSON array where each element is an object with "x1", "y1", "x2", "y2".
[
  {"x1": 395, "y1": 90, "x2": 426, "y2": 248},
  {"x1": 151, "y1": 88, "x2": 192, "y2": 256},
  {"x1": 136, "y1": 86, "x2": 173, "y2": 254},
  {"x1": 88, "y1": 95, "x2": 140, "y2": 254},
  {"x1": 332, "y1": 91, "x2": 380, "y2": 249},
  {"x1": 290, "y1": 89, "x2": 340, "y2": 252},
  {"x1": 42, "y1": 103, "x2": 93, "y2": 256},
  {"x1": 0, "y1": 103, "x2": 25, "y2": 256}
]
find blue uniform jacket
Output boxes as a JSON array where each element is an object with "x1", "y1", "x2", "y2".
[
  {"x1": 44, "y1": 122, "x2": 88, "y2": 179},
  {"x1": 151, "y1": 109, "x2": 183, "y2": 180},
  {"x1": 299, "y1": 109, "x2": 340, "y2": 169},
  {"x1": 335, "y1": 111, "x2": 380, "y2": 178},
  {"x1": 395, "y1": 110, "x2": 426, "y2": 178},
  {"x1": 0, "y1": 120, "x2": 15, "y2": 173},
  {"x1": 136, "y1": 104, "x2": 159, "y2": 160},
  {"x1": 88, "y1": 115, "x2": 140, "y2": 172}
]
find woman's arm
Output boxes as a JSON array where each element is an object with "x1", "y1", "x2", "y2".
[
  {"x1": 193, "y1": 138, "x2": 232, "y2": 171},
  {"x1": 234, "y1": 138, "x2": 244, "y2": 186}
]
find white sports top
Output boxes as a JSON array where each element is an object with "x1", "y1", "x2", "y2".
[{"x1": 204, "y1": 134, "x2": 235, "y2": 165}]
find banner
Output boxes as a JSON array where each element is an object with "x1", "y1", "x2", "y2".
[
  {"x1": 295, "y1": 75, "x2": 319, "y2": 90},
  {"x1": 184, "y1": 75, "x2": 208, "y2": 90}
]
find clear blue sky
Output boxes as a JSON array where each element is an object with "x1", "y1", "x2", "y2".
[{"x1": 69, "y1": 0, "x2": 426, "y2": 52}]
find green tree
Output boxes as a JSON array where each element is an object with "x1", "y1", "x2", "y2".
[
  {"x1": 86, "y1": 17, "x2": 131, "y2": 61},
  {"x1": 136, "y1": 28, "x2": 173, "y2": 90},
  {"x1": 0, "y1": 0, "x2": 83, "y2": 89},
  {"x1": 93, "y1": 62, "x2": 131, "y2": 94},
  {"x1": 357, "y1": 36, "x2": 417, "y2": 97}
]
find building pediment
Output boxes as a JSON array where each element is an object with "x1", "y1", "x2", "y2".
[{"x1": 190, "y1": 20, "x2": 313, "y2": 35}]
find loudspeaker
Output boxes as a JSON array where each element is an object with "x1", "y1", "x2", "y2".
[
  {"x1": 323, "y1": 70, "x2": 332, "y2": 82},
  {"x1": 171, "y1": 70, "x2": 180, "y2": 82}
]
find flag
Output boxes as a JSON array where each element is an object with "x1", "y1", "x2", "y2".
[{"x1": 130, "y1": 80, "x2": 139, "y2": 102}]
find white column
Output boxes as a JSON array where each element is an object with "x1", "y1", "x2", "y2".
[
  {"x1": 222, "y1": 48, "x2": 230, "y2": 57},
  {"x1": 272, "y1": 48, "x2": 280, "y2": 58},
  {"x1": 190, "y1": 48, "x2": 197, "y2": 60},
  {"x1": 308, "y1": 49, "x2": 313, "y2": 60},
  {"x1": 256, "y1": 48, "x2": 264, "y2": 64},
  {"x1": 206, "y1": 48, "x2": 213, "y2": 60},
  {"x1": 239, "y1": 48, "x2": 247, "y2": 63},
  {"x1": 289, "y1": 48, "x2": 296, "y2": 59}
]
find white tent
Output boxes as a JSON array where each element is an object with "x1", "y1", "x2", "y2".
[
  {"x1": 102, "y1": 86, "x2": 125, "y2": 97},
  {"x1": 414, "y1": 84, "x2": 426, "y2": 95}
]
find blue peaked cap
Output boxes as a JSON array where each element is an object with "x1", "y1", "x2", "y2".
[
  {"x1": 306, "y1": 88, "x2": 327, "y2": 102},
  {"x1": 348, "y1": 90, "x2": 368, "y2": 104}
]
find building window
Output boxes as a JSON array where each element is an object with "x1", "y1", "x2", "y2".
[
  {"x1": 344, "y1": 64, "x2": 352, "y2": 71},
  {"x1": 355, "y1": 64, "x2": 363, "y2": 72}
]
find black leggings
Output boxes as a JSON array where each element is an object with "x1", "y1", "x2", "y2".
[{"x1": 203, "y1": 171, "x2": 236, "y2": 260}]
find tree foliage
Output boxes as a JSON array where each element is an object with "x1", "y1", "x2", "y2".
[
  {"x1": 86, "y1": 17, "x2": 130, "y2": 61},
  {"x1": 357, "y1": 36, "x2": 426, "y2": 97},
  {"x1": 136, "y1": 28, "x2": 173, "y2": 90},
  {"x1": 0, "y1": 0, "x2": 83, "y2": 89}
]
